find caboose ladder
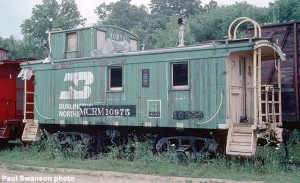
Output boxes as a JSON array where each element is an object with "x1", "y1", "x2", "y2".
[
  {"x1": 21, "y1": 79, "x2": 41, "y2": 142},
  {"x1": 226, "y1": 124, "x2": 257, "y2": 156}
]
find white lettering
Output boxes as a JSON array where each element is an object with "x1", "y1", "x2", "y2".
[
  {"x1": 1, "y1": 175, "x2": 75, "y2": 182},
  {"x1": 125, "y1": 109, "x2": 130, "y2": 116},
  {"x1": 59, "y1": 104, "x2": 81, "y2": 110},
  {"x1": 79, "y1": 107, "x2": 133, "y2": 117},
  {"x1": 59, "y1": 72, "x2": 94, "y2": 100},
  {"x1": 110, "y1": 33, "x2": 125, "y2": 41},
  {"x1": 1, "y1": 175, "x2": 18, "y2": 182},
  {"x1": 20, "y1": 175, "x2": 53, "y2": 182},
  {"x1": 59, "y1": 111, "x2": 81, "y2": 117},
  {"x1": 98, "y1": 108, "x2": 104, "y2": 115},
  {"x1": 54, "y1": 175, "x2": 75, "y2": 182}
]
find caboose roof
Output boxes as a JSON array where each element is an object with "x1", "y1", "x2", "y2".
[
  {"x1": 20, "y1": 37, "x2": 284, "y2": 71},
  {"x1": 21, "y1": 38, "x2": 260, "y2": 61},
  {"x1": 0, "y1": 48, "x2": 9, "y2": 52},
  {"x1": 50, "y1": 24, "x2": 139, "y2": 40}
]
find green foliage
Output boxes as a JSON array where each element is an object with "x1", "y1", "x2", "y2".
[
  {"x1": 203, "y1": 0, "x2": 218, "y2": 13},
  {"x1": 0, "y1": 36, "x2": 24, "y2": 59},
  {"x1": 0, "y1": 36, "x2": 38, "y2": 59},
  {"x1": 3, "y1": 0, "x2": 300, "y2": 66},
  {"x1": 289, "y1": 129, "x2": 300, "y2": 145},
  {"x1": 147, "y1": 0, "x2": 204, "y2": 36},
  {"x1": 269, "y1": 0, "x2": 300, "y2": 23},
  {"x1": 0, "y1": 136, "x2": 300, "y2": 182},
  {"x1": 9, "y1": 131, "x2": 90, "y2": 161},
  {"x1": 286, "y1": 130, "x2": 300, "y2": 161},
  {"x1": 131, "y1": 15, "x2": 196, "y2": 49},
  {"x1": 94, "y1": 0, "x2": 149, "y2": 31},
  {"x1": 20, "y1": 0, "x2": 85, "y2": 58},
  {"x1": 149, "y1": 0, "x2": 203, "y2": 17},
  {"x1": 93, "y1": 0, "x2": 300, "y2": 47},
  {"x1": 153, "y1": 16, "x2": 196, "y2": 48},
  {"x1": 189, "y1": 2, "x2": 271, "y2": 42}
]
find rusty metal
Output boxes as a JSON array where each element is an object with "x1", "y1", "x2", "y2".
[
  {"x1": 267, "y1": 25, "x2": 291, "y2": 84},
  {"x1": 155, "y1": 136, "x2": 218, "y2": 156},
  {"x1": 248, "y1": 22, "x2": 300, "y2": 122},
  {"x1": 293, "y1": 23, "x2": 299, "y2": 121}
]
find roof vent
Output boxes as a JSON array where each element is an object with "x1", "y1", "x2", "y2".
[{"x1": 177, "y1": 18, "x2": 185, "y2": 47}]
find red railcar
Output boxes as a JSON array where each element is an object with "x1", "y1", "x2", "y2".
[{"x1": 0, "y1": 48, "x2": 35, "y2": 145}]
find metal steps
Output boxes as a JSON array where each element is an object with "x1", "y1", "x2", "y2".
[{"x1": 226, "y1": 124, "x2": 257, "y2": 157}]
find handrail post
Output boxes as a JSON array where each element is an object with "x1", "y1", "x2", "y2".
[
  {"x1": 23, "y1": 79, "x2": 27, "y2": 123},
  {"x1": 253, "y1": 50, "x2": 257, "y2": 125}
]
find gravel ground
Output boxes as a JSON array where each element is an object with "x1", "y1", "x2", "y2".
[{"x1": 0, "y1": 164, "x2": 264, "y2": 183}]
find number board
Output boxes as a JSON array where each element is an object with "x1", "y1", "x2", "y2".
[
  {"x1": 80, "y1": 105, "x2": 136, "y2": 117},
  {"x1": 173, "y1": 111, "x2": 204, "y2": 120}
]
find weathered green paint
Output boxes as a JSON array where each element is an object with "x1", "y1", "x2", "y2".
[
  {"x1": 23, "y1": 39, "x2": 257, "y2": 130},
  {"x1": 50, "y1": 25, "x2": 140, "y2": 60}
]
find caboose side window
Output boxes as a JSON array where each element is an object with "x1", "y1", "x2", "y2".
[
  {"x1": 67, "y1": 32, "x2": 77, "y2": 51},
  {"x1": 172, "y1": 62, "x2": 189, "y2": 89},
  {"x1": 97, "y1": 30, "x2": 106, "y2": 50},
  {"x1": 109, "y1": 66, "x2": 123, "y2": 91},
  {"x1": 130, "y1": 39, "x2": 138, "y2": 51},
  {"x1": 1, "y1": 52, "x2": 7, "y2": 60}
]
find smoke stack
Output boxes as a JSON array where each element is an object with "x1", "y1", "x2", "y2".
[{"x1": 177, "y1": 18, "x2": 185, "y2": 47}]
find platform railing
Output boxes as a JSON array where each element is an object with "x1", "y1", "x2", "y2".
[{"x1": 260, "y1": 85, "x2": 281, "y2": 126}]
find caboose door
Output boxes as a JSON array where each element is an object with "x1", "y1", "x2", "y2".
[
  {"x1": 0, "y1": 65, "x2": 14, "y2": 121},
  {"x1": 229, "y1": 57, "x2": 246, "y2": 124}
]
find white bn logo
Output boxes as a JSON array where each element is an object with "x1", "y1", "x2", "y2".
[{"x1": 59, "y1": 72, "x2": 94, "y2": 99}]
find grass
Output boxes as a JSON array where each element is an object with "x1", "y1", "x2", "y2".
[{"x1": 0, "y1": 131, "x2": 300, "y2": 183}]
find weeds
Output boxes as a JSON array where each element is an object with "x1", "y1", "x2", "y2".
[
  {"x1": 0, "y1": 131, "x2": 300, "y2": 182},
  {"x1": 1, "y1": 131, "x2": 90, "y2": 162}
]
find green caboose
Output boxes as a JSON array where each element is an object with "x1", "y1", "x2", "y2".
[{"x1": 20, "y1": 17, "x2": 286, "y2": 156}]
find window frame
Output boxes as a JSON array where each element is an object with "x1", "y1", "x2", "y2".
[
  {"x1": 171, "y1": 61, "x2": 189, "y2": 90},
  {"x1": 66, "y1": 32, "x2": 77, "y2": 52},
  {"x1": 1, "y1": 52, "x2": 7, "y2": 60},
  {"x1": 96, "y1": 29, "x2": 106, "y2": 50},
  {"x1": 108, "y1": 66, "x2": 123, "y2": 92},
  {"x1": 130, "y1": 39, "x2": 138, "y2": 51}
]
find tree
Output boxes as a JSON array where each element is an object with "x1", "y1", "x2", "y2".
[
  {"x1": 1, "y1": 36, "x2": 21, "y2": 59},
  {"x1": 131, "y1": 15, "x2": 196, "y2": 49},
  {"x1": 0, "y1": 36, "x2": 38, "y2": 59},
  {"x1": 148, "y1": 0, "x2": 203, "y2": 31},
  {"x1": 21, "y1": 0, "x2": 85, "y2": 58},
  {"x1": 269, "y1": 0, "x2": 300, "y2": 23},
  {"x1": 203, "y1": 0, "x2": 218, "y2": 13},
  {"x1": 0, "y1": 36, "x2": 22, "y2": 59},
  {"x1": 190, "y1": 2, "x2": 271, "y2": 42},
  {"x1": 154, "y1": 16, "x2": 196, "y2": 48},
  {"x1": 94, "y1": 0, "x2": 149, "y2": 31},
  {"x1": 150, "y1": 0, "x2": 203, "y2": 17}
]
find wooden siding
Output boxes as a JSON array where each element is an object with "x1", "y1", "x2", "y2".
[
  {"x1": 26, "y1": 42, "x2": 255, "y2": 130},
  {"x1": 50, "y1": 25, "x2": 140, "y2": 60},
  {"x1": 248, "y1": 22, "x2": 300, "y2": 122}
]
